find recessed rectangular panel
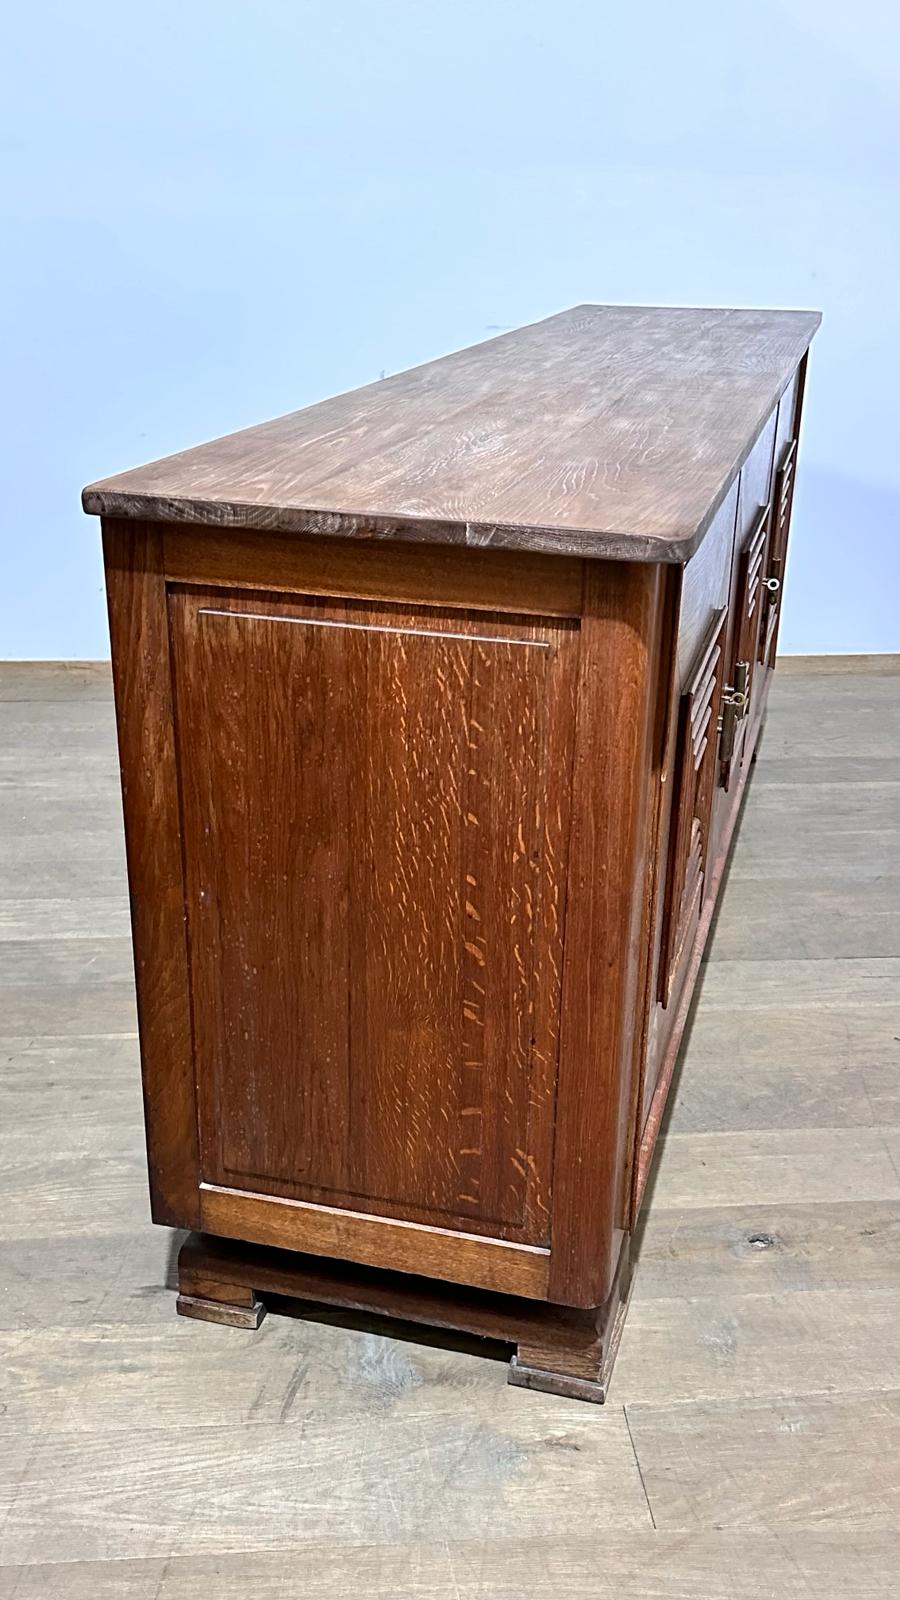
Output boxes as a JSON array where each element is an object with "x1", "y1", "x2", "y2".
[{"x1": 168, "y1": 587, "x2": 578, "y2": 1244}]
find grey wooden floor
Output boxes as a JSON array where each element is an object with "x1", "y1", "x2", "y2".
[{"x1": 1, "y1": 658, "x2": 899, "y2": 1598}]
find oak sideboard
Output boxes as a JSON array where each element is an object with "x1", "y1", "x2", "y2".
[{"x1": 84, "y1": 304, "x2": 820, "y2": 1401}]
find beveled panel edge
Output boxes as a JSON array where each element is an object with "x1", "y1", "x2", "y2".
[{"x1": 200, "y1": 1184, "x2": 552, "y2": 1301}]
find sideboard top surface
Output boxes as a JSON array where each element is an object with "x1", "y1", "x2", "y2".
[{"x1": 83, "y1": 304, "x2": 820, "y2": 563}]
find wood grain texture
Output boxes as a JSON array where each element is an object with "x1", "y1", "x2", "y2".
[
  {"x1": 761, "y1": 363, "x2": 805, "y2": 667},
  {"x1": 720, "y1": 408, "x2": 778, "y2": 785},
  {"x1": 198, "y1": 1187, "x2": 551, "y2": 1299},
  {"x1": 100, "y1": 521, "x2": 199, "y2": 1227},
  {"x1": 657, "y1": 610, "x2": 727, "y2": 1005},
  {"x1": 675, "y1": 480, "x2": 739, "y2": 687},
  {"x1": 614, "y1": 1286, "x2": 900, "y2": 1405},
  {"x1": 633, "y1": 1199, "x2": 900, "y2": 1299},
  {"x1": 664, "y1": 1004, "x2": 900, "y2": 1130},
  {"x1": 178, "y1": 1229, "x2": 624, "y2": 1393},
  {"x1": 635, "y1": 393, "x2": 796, "y2": 1192},
  {"x1": 2, "y1": 660, "x2": 900, "y2": 1591},
  {"x1": 89, "y1": 340, "x2": 816, "y2": 1370},
  {"x1": 635, "y1": 693, "x2": 772, "y2": 1213},
  {"x1": 163, "y1": 526, "x2": 584, "y2": 616},
  {"x1": 0, "y1": 1407, "x2": 651, "y2": 1566},
  {"x1": 646, "y1": 1125, "x2": 900, "y2": 1211},
  {"x1": 638, "y1": 482, "x2": 738, "y2": 1149},
  {"x1": 168, "y1": 587, "x2": 577, "y2": 1245},
  {"x1": 626, "y1": 1391, "x2": 900, "y2": 1529},
  {"x1": 548, "y1": 562, "x2": 666, "y2": 1306},
  {"x1": 83, "y1": 305, "x2": 820, "y2": 562},
  {"x1": 3, "y1": 1533, "x2": 899, "y2": 1600},
  {"x1": 0, "y1": 661, "x2": 112, "y2": 701}
]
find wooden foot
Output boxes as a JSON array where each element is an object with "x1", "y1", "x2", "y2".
[
  {"x1": 508, "y1": 1359, "x2": 608, "y2": 1403},
  {"x1": 508, "y1": 1236, "x2": 631, "y2": 1403},
  {"x1": 176, "y1": 1261, "x2": 267, "y2": 1329},
  {"x1": 177, "y1": 1292, "x2": 266, "y2": 1329},
  {"x1": 175, "y1": 1232, "x2": 631, "y2": 1402}
]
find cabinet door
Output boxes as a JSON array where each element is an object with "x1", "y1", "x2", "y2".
[
  {"x1": 166, "y1": 585, "x2": 578, "y2": 1288},
  {"x1": 719, "y1": 411, "x2": 777, "y2": 790},
  {"x1": 657, "y1": 609, "x2": 727, "y2": 1006},
  {"x1": 759, "y1": 370, "x2": 802, "y2": 669}
]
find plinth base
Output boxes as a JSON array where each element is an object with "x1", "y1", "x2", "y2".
[{"x1": 176, "y1": 1231, "x2": 632, "y2": 1404}]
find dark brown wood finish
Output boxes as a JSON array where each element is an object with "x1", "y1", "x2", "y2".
[
  {"x1": 718, "y1": 409, "x2": 778, "y2": 791},
  {"x1": 89, "y1": 306, "x2": 820, "y2": 1401},
  {"x1": 548, "y1": 561, "x2": 667, "y2": 1308},
  {"x1": 162, "y1": 526, "x2": 584, "y2": 618},
  {"x1": 7, "y1": 660, "x2": 899, "y2": 1578},
  {"x1": 85, "y1": 306, "x2": 820, "y2": 562},
  {"x1": 657, "y1": 610, "x2": 728, "y2": 1007},
  {"x1": 177, "y1": 1230, "x2": 630, "y2": 1403},
  {"x1": 102, "y1": 522, "x2": 200, "y2": 1227},
  {"x1": 168, "y1": 586, "x2": 577, "y2": 1248},
  {"x1": 760, "y1": 358, "x2": 807, "y2": 670},
  {"x1": 637, "y1": 483, "x2": 738, "y2": 1137},
  {"x1": 631, "y1": 362, "x2": 810, "y2": 1222}
]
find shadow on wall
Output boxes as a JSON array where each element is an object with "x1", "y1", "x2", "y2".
[{"x1": 784, "y1": 464, "x2": 900, "y2": 655}]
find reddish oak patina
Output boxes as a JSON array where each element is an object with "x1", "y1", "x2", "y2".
[{"x1": 87, "y1": 304, "x2": 819, "y2": 1400}]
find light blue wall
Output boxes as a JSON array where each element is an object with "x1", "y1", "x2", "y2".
[{"x1": 2, "y1": 0, "x2": 898, "y2": 657}]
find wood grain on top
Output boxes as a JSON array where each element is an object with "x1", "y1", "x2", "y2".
[{"x1": 83, "y1": 305, "x2": 820, "y2": 562}]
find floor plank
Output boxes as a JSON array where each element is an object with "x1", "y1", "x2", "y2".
[
  {"x1": 667, "y1": 1005, "x2": 900, "y2": 1131},
  {"x1": 0, "y1": 830, "x2": 127, "y2": 905},
  {"x1": 645, "y1": 1126, "x2": 900, "y2": 1210},
  {"x1": 0, "y1": 939, "x2": 136, "y2": 987},
  {"x1": 3, "y1": 1531, "x2": 900, "y2": 1600},
  {"x1": 0, "y1": 986, "x2": 138, "y2": 1038},
  {"x1": 0, "y1": 657, "x2": 898, "y2": 1585},
  {"x1": 0, "y1": 1150, "x2": 148, "y2": 1240},
  {"x1": 691, "y1": 957, "x2": 900, "y2": 1010},
  {"x1": 632, "y1": 1198, "x2": 900, "y2": 1298},
  {"x1": 0, "y1": 1230, "x2": 181, "y2": 1332},
  {"x1": 0, "y1": 663, "x2": 112, "y2": 701},
  {"x1": 774, "y1": 655, "x2": 900, "y2": 675},
  {"x1": 706, "y1": 874, "x2": 900, "y2": 960},
  {"x1": 613, "y1": 1287, "x2": 900, "y2": 1404},
  {"x1": 749, "y1": 752, "x2": 900, "y2": 785},
  {"x1": 0, "y1": 899, "x2": 130, "y2": 942},
  {"x1": 0, "y1": 1402, "x2": 651, "y2": 1565},
  {"x1": 626, "y1": 1390, "x2": 900, "y2": 1530}
]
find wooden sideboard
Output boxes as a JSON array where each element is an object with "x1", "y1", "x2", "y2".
[{"x1": 84, "y1": 304, "x2": 820, "y2": 1401}]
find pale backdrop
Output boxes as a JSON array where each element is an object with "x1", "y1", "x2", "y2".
[{"x1": 1, "y1": 0, "x2": 897, "y2": 657}]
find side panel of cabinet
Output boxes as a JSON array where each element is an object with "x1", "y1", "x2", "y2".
[
  {"x1": 103, "y1": 521, "x2": 201, "y2": 1228},
  {"x1": 167, "y1": 586, "x2": 579, "y2": 1251},
  {"x1": 547, "y1": 561, "x2": 668, "y2": 1307},
  {"x1": 102, "y1": 522, "x2": 599, "y2": 1299}
]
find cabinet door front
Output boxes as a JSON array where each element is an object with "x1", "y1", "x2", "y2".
[
  {"x1": 167, "y1": 586, "x2": 577, "y2": 1272},
  {"x1": 717, "y1": 410, "x2": 777, "y2": 790},
  {"x1": 759, "y1": 369, "x2": 802, "y2": 670}
]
